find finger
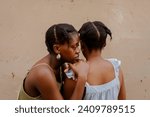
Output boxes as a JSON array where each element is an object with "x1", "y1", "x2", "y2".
[
  {"x1": 68, "y1": 63, "x2": 77, "y2": 73},
  {"x1": 64, "y1": 68, "x2": 69, "y2": 73},
  {"x1": 63, "y1": 63, "x2": 69, "y2": 72},
  {"x1": 63, "y1": 63, "x2": 69, "y2": 68}
]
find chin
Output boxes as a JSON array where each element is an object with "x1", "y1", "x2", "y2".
[{"x1": 74, "y1": 58, "x2": 80, "y2": 62}]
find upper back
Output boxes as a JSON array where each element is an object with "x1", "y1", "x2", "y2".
[
  {"x1": 84, "y1": 58, "x2": 121, "y2": 100},
  {"x1": 87, "y1": 58, "x2": 119, "y2": 85}
]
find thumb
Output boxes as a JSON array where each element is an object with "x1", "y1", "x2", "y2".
[{"x1": 63, "y1": 63, "x2": 69, "y2": 72}]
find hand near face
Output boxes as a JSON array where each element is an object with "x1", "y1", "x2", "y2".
[{"x1": 68, "y1": 60, "x2": 89, "y2": 81}]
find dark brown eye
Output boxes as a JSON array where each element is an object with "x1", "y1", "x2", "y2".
[{"x1": 72, "y1": 46, "x2": 77, "y2": 50}]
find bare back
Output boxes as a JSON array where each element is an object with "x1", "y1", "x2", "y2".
[
  {"x1": 87, "y1": 59, "x2": 115, "y2": 85},
  {"x1": 83, "y1": 58, "x2": 123, "y2": 100}
]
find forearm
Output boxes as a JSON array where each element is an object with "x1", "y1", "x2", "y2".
[{"x1": 70, "y1": 76, "x2": 86, "y2": 100}]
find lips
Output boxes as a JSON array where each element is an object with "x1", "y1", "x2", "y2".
[
  {"x1": 75, "y1": 56, "x2": 79, "y2": 59},
  {"x1": 74, "y1": 56, "x2": 80, "y2": 62}
]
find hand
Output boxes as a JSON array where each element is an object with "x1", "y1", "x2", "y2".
[
  {"x1": 63, "y1": 63, "x2": 70, "y2": 72},
  {"x1": 68, "y1": 61, "x2": 89, "y2": 81},
  {"x1": 63, "y1": 63, "x2": 75, "y2": 80}
]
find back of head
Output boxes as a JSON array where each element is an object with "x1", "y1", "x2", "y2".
[
  {"x1": 79, "y1": 21, "x2": 112, "y2": 52},
  {"x1": 45, "y1": 23, "x2": 78, "y2": 53}
]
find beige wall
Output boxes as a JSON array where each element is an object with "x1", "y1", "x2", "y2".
[{"x1": 0, "y1": 0, "x2": 150, "y2": 99}]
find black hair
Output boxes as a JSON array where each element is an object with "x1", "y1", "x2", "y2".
[
  {"x1": 45, "y1": 23, "x2": 78, "y2": 53},
  {"x1": 79, "y1": 21, "x2": 112, "y2": 52}
]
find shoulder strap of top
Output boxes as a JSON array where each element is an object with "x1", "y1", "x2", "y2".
[
  {"x1": 31, "y1": 63, "x2": 54, "y2": 72},
  {"x1": 107, "y1": 58, "x2": 121, "y2": 78},
  {"x1": 25, "y1": 63, "x2": 54, "y2": 79}
]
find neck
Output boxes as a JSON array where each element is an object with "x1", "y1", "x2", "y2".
[
  {"x1": 86, "y1": 50, "x2": 103, "y2": 61},
  {"x1": 48, "y1": 54, "x2": 63, "y2": 71}
]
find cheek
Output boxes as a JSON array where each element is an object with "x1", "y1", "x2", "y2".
[
  {"x1": 61, "y1": 51, "x2": 76, "y2": 63},
  {"x1": 61, "y1": 49, "x2": 75, "y2": 58}
]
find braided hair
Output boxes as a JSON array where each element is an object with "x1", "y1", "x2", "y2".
[
  {"x1": 45, "y1": 23, "x2": 78, "y2": 53},
  {"x1": 79, "y1": 21, "x2": 112, "y2": 52}
]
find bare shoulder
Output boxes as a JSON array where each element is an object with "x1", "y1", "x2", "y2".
[
  {"x1": 24, "y1": 64, "x2": 55, "y2": 89},
  {"x1": 32, "y1": 65, "x2": 55, "y2": 83},
  {"x1": 30, "y1": 65, "x2": 63, "y2": 99},
  {"x1": 23, "y1": 64, "x2": 55, "y2": 96}
]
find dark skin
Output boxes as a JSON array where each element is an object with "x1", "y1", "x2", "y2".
[
  {"x1": 23, "y1": 34, "x2": 89, "y2": 100},
  {"x1": 63, "y1": 42, "x2": 126, "y2": 100}
]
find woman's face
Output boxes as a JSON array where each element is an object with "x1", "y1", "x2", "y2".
[{"x1": 60, "y1": 33, "x2": 80, "y2": 63}]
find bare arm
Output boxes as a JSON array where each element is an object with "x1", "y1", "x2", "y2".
[
  {"x1": 35, "y1": 68, "x2": 63, "y2": 100},
  {"x1": 35, "y1": 61, "x2": 88, "y2": 100},
  {"x1": 63, "y1": 77, "x2": 86, "y2": 100},
  {"x1": 63, "y1": 61, "x2": 89, "y2": 100},
  {"x1": 62, "y1": 78, "x2": 76, "y2": 99},
  {"x1": 118, "y1": 68, "x2": 126, "y2": 100}
]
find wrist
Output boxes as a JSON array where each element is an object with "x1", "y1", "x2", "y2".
[{"x1": 77, "y1": 75, "x2": 87, "y2": 84}]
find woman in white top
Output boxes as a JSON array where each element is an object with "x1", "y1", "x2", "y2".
[{"x1": 63, "y1": 21, "x2": 126, "y2": 100}]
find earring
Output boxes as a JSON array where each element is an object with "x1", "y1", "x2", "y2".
[{"x1": 56, "y1": 53, "x2": 61, "y2": 60}]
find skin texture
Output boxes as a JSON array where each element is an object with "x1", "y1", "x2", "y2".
[
  {"x1": 21, "y1": 32, "x2": 89, "y2": 100},
  {"x1": 63, "y1": 50, "x2": 126, "y2": 100},
  {"x1": 63, "y1": 21, "x2": 126, "y2": 100}
]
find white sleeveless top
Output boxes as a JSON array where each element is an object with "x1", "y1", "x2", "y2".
[{"x1": 83, "y1": 58, "x2": 121, "y2": 100}]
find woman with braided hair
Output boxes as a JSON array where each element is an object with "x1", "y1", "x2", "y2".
[
  {"x1": 18, "y1": 23, "x2": 89, "y2": 100},
  {"x1": 63, "y1": 21, "x2": 126, "y2": 100}
]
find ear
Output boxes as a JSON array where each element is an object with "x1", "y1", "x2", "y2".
[{"x1": 53, "y1": 44, "x2": 61, "y2": 54}]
